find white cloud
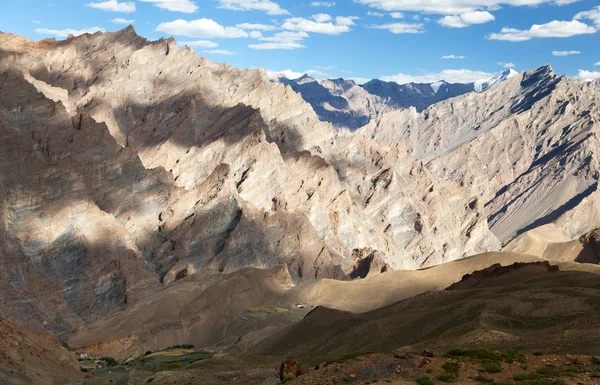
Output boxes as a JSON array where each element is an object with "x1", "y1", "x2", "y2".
[
  {"x1": 34, "y1": 27, "x2": 106, "y2": 38},
  {"x1": 282, "y1": 15, "x2": 357, "y2": 35},
  {"x1": 217, "y1": 0, "x2": 289, "y2": 15},
  {"x1": 575, "y1": 70, "x2": 600, "y2": 81},
  {"x1": 487, "y1": 20, "x2": 596, "y2": 41},
  {"x1": 355, "y1": 0, "x2": 582, "y2": 15},
  {"x1": 370, "y1": 22, "x2": 425, "y2": 34},
  {"x1": 595, "y1": 62, "x2": 600, "y2": 66},
  {"x1": 156, "y1": 19, "x2": 248, "y2": 38},
  {"x1": 316, "y1": 65, "x2": 335, "y2": 70},
  {"x1": 310, "y1": 1, "x2": 335, "y2": 6},
  {"x1": 575, "y1": 6, "x2": 600, "y2": 28},
  {"x1": 86, "y1": 0, "x2": 135, "y2": 12},
  {"x1": 249, "y1": 31, "x2": 263, "y2": 38},
  {"x1": 250, "y1": 30, "x2": 307, "y2": 49},
  {"x1": 381, "y1": 69, "x2": 493, "y2": 84},
  {"x1": 249, "y1": 42, "x2": 305, "y2": 49},
  {"x1": 336, "y1": 16, "x2": 360, "y2": 26},
  {"x1": 368, "y1": 11, "x2": 384, "y2": 16},
  {"x1": 139, "y1": 0, "x2": 198, "y2": 13},
  {"x1": 498, "y1": 62, "x2": 515, "y2": 68},
  {"x1": 312, "y1": 13, "x2": 333, "y2": 23},
  {"x1": 203, "y1": 49, "x2": 235, "y2": 55},
  {"x1": 438, "y1": 11, "x2": 494, "y2": 28},
  {"x1": 266, "y1": 68, "x2": 328, "y2": 79},
  {"x1": 441, "y1": 54, "x2": 466, "y2": 59},
  {"x1": 112, "y1": 17, "x2": 135, "y2": 24},
  {"x1": 180, "y1": 40, "x2": 218, "y2": 48},
  {"x1": 236, "y1": 23, "x2": 276, "y2": 30},
  {"x1": 552, "y1": 50, "x2": 581, "y2": 56},
  {"x1": 390, "y1": 12, "x2": 404, "y2": 18},
  {"x1": 32, "y1": 20, "x2": 41, "y2": 24}
]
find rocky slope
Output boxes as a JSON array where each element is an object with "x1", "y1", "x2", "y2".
[
  {"x1": 0, "y1": 318, "x2": 83, "y2": 385},
  {"x1": 362, "y1": 65, "x2": 600, "y2": 242},
  {"x1": 0, "y1": 27, "x2": 499, "y2": 341},
  {"x1": 277, "y1": 69, "x2": 518, "y2": 131}
]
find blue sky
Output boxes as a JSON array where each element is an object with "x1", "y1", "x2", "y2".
[{"x1": 1, "y1": 0, "x2": 599, "y2": 84}]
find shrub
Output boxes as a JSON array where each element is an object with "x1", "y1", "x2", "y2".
[
  {"x1": 474, "y1": 374, "x2": 494, "y2": 382},
  {"x1": 513, "y1": 372, "x2": 541, "y2": 381},
  {"x1": 416, "y1": 375, "x2": 434, "y2": 385},
  {"x1": 536, "y1": 365, "x2": 558, "y2": 377},
  {"x1": 592, "y1": 356, "x2": 600, "y2": 365},
  {"x1": 563, "y1": 365, "x2": 584, "y2": 376},
  {"x1": 442, "y1": 361, "x2": 461, "y2": 374},
  {"x1": 438, "y1": 372, "x2": 456, "y2": 382},
  {"x1": 484, "y1": 362, "x2": 502, "y2": 373},
  {"x1": 168, "y1": 344, "x2": 194, "y2": 350}
]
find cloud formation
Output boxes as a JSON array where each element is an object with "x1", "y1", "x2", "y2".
[
  {"x1": 156, "y1": 19, "x2": 248, "y2": 38},
  {"x1": 498, "y1": 62, "x2": 515, "y2": 68},
  {"x1": 575, "y1": 70, "x2": 600, "y2": 81},
  {"x1": 438, "y1": 11, "x2": 495, "y2": 28},
  {"x1": 552, "y1": 50, "x2": 581, "y2": 56},
  {"x1": 250, "y1": 31, "x2": 308, "y2": 49},
  {"x1": 575, "y1": 6, "x2": 600, "y2": 28},
  {"x1": 282, "y1": 15, "x2": 358, "y2": 35},
  {"x1": 370, "y1": 22, "x2": 425, "y2": 34},
  {"x1": 381, "y1": 69, "x2": 493, "y2": 84},
  {"x1": 310, "y1": 1, "x2": 335, "y2": 6},
  {"x1": 139, "y1": 0, "x2": 198, "y2": 13},
  {"x1": 112, "y1": 18, "x2": 135, "y2": 24},
  {"x1": 34, "y1": 27, "x2": 106, "y2": 38},
  {"x1": 441, "y1": 54, "x2": 466, "y2": 59},
  {"x1": 180, "y1": 40, "x2": 219, "y2": 48},
  {"x1": 355, "y1": 0, "x2": 583, "y2": 15},
  {"x1": 487, "y1": 20, "x2": 596, "y2": 41},
  {"x1": 86, "y1": 0, "x2": 135, "y2": 12},
  {"x1": 217, "y1": 0, "x2": 289, "y2": 15}
]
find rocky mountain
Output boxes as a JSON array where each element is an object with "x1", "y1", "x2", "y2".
[
  {"x1": 276, "y1": 69, "x2": 518, "y2": 130},
  {"x1": 362, "y1": 65, "x2": 600, "y2": 243},
  {"x1": 277, "y1": 75, "x2": 392, "y2": 131},
  {"x1": 0, "y1": 27, "x2": 499, "y2": 341}
]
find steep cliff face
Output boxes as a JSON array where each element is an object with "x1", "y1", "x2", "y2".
[
  {"x1": 0, "y1": 27, "x2": 499, "y2": 338},
  {"x1": 364, "y1": 65, "x2": 600, "y2": 242}
]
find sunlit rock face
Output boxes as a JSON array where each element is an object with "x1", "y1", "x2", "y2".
[
  {"x1": 363, "y1": 65, "x2": 600, "y2": 243},
  {"x1": 0, "y1": 27, "x2": 499, "y2": 337}
]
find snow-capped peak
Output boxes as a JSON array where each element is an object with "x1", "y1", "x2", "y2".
[{"x1": 474, "y1": 69, "x2": 519, "y2": 92}]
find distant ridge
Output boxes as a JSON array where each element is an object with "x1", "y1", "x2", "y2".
[{"x1": 275, "y1": 68, "x2": 519, "y2": 130}]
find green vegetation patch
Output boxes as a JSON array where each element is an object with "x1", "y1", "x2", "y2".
[
  {"x1": 484, "y1": 361, "x2": 503, "y2": 373},
  {"x1": 438, "y1": 372, "x2": 456, "y2": 382},
  {"x1": 442, "y1": 360, "x2": 461, "y2": 374},
  {"x1": 324, "y1": 351, "x2": 374, "y2": 366},
  {"x1": 474, "y1": 374, "x2": 494, "y2": 382},
  {"x1": 447, "y1": 348, "x2": 525, "y2": 364},
  {"x1": 416, "y1": 375, "x2": 435, "y2": 385}
]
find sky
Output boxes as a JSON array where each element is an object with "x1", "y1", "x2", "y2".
[{"x1": 1, "y1": 0, "x2": 599, "y2": 84}]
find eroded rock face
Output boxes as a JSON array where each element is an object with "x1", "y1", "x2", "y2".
[
  {"x1": 363, "y1": 65, "x2": 600, "y2": 242},
  {"x1": 0, "y1": 28, "x2": 499, "y2": 338}
]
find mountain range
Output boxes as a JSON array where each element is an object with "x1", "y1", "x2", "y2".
[
  {"x1": 1, "y1": 26, "x2": 600, "y2": 384},
  {"x1": 276, "y1": 68, "x2": 519, "y2": 130}
]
